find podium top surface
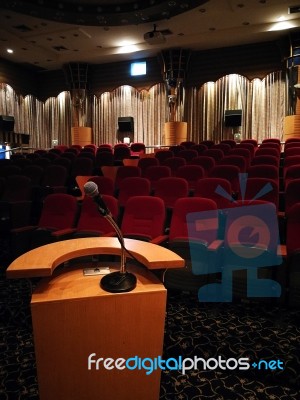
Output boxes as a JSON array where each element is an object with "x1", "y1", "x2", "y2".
[
  {"x1": 6, "y1": 237, "x2": 185, "y2": 279},
  {"x1": 31, "y1": 262, "x2": 166, "y2": 303}
]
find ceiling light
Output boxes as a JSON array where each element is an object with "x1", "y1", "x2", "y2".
[
  {"x1": 117, "y1": 44, "x2": 140, "y2": 54},
  {"x1": 268, "y1": 20, "x2": 297, "y2": 31},
  {"x1": 7, "y1": 48, "x2": 13, "y2": 54}
]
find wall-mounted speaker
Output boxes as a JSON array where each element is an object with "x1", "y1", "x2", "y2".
[
  {"x1": 118, "y1": 117, "x2": 134, "y2": 132},
  {"x1": 224, "y1": 110, "x2": 242, "y2": 127},
  {"x1": 117, "y1": 117, "x2": 134, "y2": 143},
  {"x1": 0, "y1": 115, "x2": 15, "y2": 132}
]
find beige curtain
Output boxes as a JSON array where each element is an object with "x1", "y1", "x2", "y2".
[
  {"x1": 92, "y1": 83, "x2": 167, "y2": 146},
  {"x1": 0, "y1": 72, "x2": 287, "y2": 148},
  {"x1": 185, "y1": 71, "x2": 286, "y2": 143}
]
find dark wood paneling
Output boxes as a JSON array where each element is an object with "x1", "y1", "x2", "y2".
[
  {"x1": 90, "y1": 56, "x2": 163, "y2": 95},
  {"x1": 186, "y1": 41, "x2": 286, "y2": 87},
  {"x1": 0, "y1": 38, "x2": 290, "y2": 100},
  {"x1": 36, "y1": 70, "x2": 67, "y2": 101},
  {"x1": 0, "y1": 58, "x2": 38, "y2": 97}
]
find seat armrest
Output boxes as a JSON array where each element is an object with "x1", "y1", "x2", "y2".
[
  {"x1": 277, "y1": 244, "x2": 287, "y2": 258},
  {"x1": 10, "y1": 225, "x2": 38, "y2": 234},
  {"x1": 150, "y1": 235, "x2": 169, "y2": 245},
  {"x1": 277, "y1": 211, "x2": 285, "y2": 219},
  {"x1": 51, "y1": 228, "x2": 77, "y2": 238},
  {"x1": 102, "y1": 231, "x2": 116, "y2": 237},
  {"x1": 208, "y1": 239, "x2": 223, "y2": 251}
]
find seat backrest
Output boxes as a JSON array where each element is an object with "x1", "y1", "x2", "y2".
[
  {"x1": 180, "y1": 141, "x2": 196, "y2": 149},
  {"x1": 1, "y1": 175, "x2": 32, "y2": 202},
  {"x1": 32, "y1": 157, "x2": 52, "y2": 169},
  {"x1": 41, "y1": 165, "x2": 68, "y2": 187},
  {"x1": 194, "y1": 177, "x2": 233, "y2": 209},
  {"x1": 284, "y1": 164, "x2": 300, "y2": 189},
  {"x1": 117, "y1": 177, "x2": 151, "y2": 207},
  {"x1": 88, "y1": 176, "x2": 115, "y2": 196},
  {"x1": 169, "y1": 197, "x2": 218, "y2": 243},
  {"x1": 177, "y1": 149, "x2": 198, "y2": 163},
  {"x1": 52, "y1": 157, "x2": 72, "y2": 172},
  {"x1": 154, "y1": 177, "x2": 189, "y2": 208},
  {"x1": 23, "y1": 165, "x2": 44, "y2": 186},
  {"x1": 113, "y1": 145, "x2": 131, "y2": 161},
  {"x1": 202, "y1": 149, "x2": 224, "y2": 162},
  {"x1": 38, "y1": 193, "x2": 78, "y2": 230},
  {"x1": 0, "y1": 165, "x2": 22, "y2": 178},
  {"x1": 221, "y1": 139, "x2": 237, "y2": 148},
  {"x1": 251, "y1": 155, "x2": 279, "y2": 167},
  {"x1": 77, "y1": 195, "x2": 118, "y2": 234},
  {"x1": 262, "y1": 138, "x2": 281, "y2": 145},
  {"x1": 240, "y1": 139, "x2": 258, "y2": 147},
  {"x1": 284, "y1": 141, "x2": 300, "y2": 151},
  {"x1": 286, "y1": 203, "x2": 300, "y2": 255},
  {"x1": 229, "y1": 147, "x2": 251, "y2": 167},
  {"x1": 200, "y1": 140, "x2": 215, "y2": 148},
  {"x1": 209, "y1": 165, "x2": 240, "y2": 193},
  {"x1": 247, "y1": 165, "x2": 279, "y2": 181},
  {"x1": 284, "y1": 147, "x2": 300, "y2": 157},
  {"x1": 161, "y1": 156, "x2": 186, "y2": 175},
  {"x1": 121, "y1": 196, "x2": 166, "y2": 240},
  {"x1": 168, "y1": 145, "x2": 185, "y2": 155},
  {"x1": 138, "y1": 157, "x2": 159, "y2": 175},
  {"x1": 218, "y1": 155, "x2": 247, "y2": 172},
  {"x1": 212, "y1": 143, "x2": 231, "y2": 154},
  {"x1": 285, "y1": 179, "x2": 300, "y2": 214},
  {"x1": 190, "y1": 144, "x2": 208, "y2": 154},
  {"x1": 71, "y1": 157, "x2": 94, "y2": 178},
  {"x1": 239, "y1": 177, "x2": 279, "y2": 210},
  {"x1": 143, "y1": 165, "x2": 172, "y2": 190},
  {"x1": 130, "y1": 142, "x2": 145, "y2": 153},
  {"x1": 238, "y1": 142, "x2": 255, "y2": 159},
  {"x1": 95, "y1": 151, "x2": 114, "y2": 167},
  {"x1": 255, "y1": 147, "x2": 280, "y2": 158},
  {"x1": 190, "y1": 156, "x2": 215, "y2": 175},
  {"x1": 176, "y1": 165, "x2": 205, "y2": 191},
  {"x1": 114, "y1": 166, "x2": 141, "y2": 191},
  {"x1": 154, "y1": 150, "x2": 174, "y2": 164}
]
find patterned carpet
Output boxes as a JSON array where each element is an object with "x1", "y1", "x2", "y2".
[{"x1": 1, "y1": 267, "x2": 300, "y2": 400}]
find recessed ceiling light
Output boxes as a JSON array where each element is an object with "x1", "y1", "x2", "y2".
[
  {"x1": 7, "y1": 48, "x2": 13, "y2": 54},
  {"x1": 117, "y1": 44, "x2": 139, "y2": 54},
  {"x1": 268, "y1": 20, "x2": 297, "y2": 31}
]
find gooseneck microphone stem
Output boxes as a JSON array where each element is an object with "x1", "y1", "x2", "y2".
[
  {"x1": 103, "y1": 212, "x2": 126, "y2": 274},
  {"x1": 83, "y1": 181, "x2": 136, "y2": 293}
]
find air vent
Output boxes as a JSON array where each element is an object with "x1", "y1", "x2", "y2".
[
  {"x1": 288, "y1": 5, "x2": 300, "y2": 13},
  {"x1": 52, "y1": 46, "x2": 68, "y2": 52},
  {"x1": 160, "y1": 29, "x2": 173, "y2": 36},
  {"x1": 13, "y1": 25, "x2": 32, "y2": 32}
]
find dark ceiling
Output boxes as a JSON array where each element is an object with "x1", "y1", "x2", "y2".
[{"x1": 0, "y1": 0, "x2": 300, "y2": 71}]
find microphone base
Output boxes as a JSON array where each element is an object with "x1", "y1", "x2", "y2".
[{"x1": 100, "y1": 271, "x2": 137, "y2": 293}]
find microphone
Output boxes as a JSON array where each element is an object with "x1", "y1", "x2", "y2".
[
  {"x1": 83, "y1": 181, "x2": 110, "y2": 216},
  {"x1": 83, "y1": 180, "x2": 136, "y2": 293}
]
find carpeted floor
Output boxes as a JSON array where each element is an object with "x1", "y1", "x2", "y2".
[{"x1": 1, "y1": 266, "x2": 300, "y2": 400}]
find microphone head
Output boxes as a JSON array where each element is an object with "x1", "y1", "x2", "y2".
[{"x1": 83, "y1": 181, "x2": 99, "y2": 197}]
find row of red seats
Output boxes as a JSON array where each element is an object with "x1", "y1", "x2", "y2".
[{"x1": 7, "y1": 188, "x2": 300, "y2": 303}]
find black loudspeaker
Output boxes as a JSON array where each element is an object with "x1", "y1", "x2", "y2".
[
  {"x1": 20, "y1": 134, "x2": 30, "y2": 145},
  {"x1": 117, "y1": 117, "x2": 134, "y2": 142},
  {"x1": 0, "y1": 115, "x2": 15, "y2": 132},
  {"x1": 118, "y1": 117, "x2": 134, "y2": 132},
  {"x1": 224, "y1": 110, "x2": 242, "y2": 127}
]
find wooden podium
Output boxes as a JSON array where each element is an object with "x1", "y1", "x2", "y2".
[
  {"x1": 71, "y1": 126, "x2": 92, "y2": 147},
  {"x1": 6, "y1": 238, "x2": 184, "y2": 400},
  {"x1": 164, "y1": 122, "x2": 187, "y2": 146}
]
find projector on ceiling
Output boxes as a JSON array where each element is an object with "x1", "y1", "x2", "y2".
[{"x1": 144, "y1": 31, "x2": 166, "y2": 45}]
